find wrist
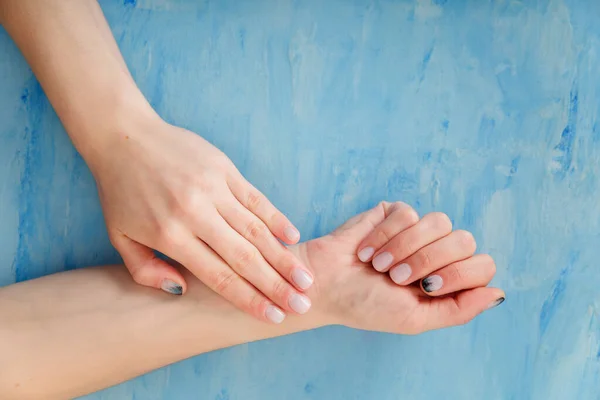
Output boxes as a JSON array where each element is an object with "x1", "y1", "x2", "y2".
[
  {"x1": 61, "y1": 78, "x2": 159, "y2": 171},
  {"x1": 288, "y1": 241, "x2": 340, "y2": 328},
  {"x1": 178, "y1": 259, "x2": 327, "y2": 354}
]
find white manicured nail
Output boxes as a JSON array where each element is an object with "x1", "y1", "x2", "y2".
[
  {"x1": 390, "y1": 263, "x2": 412, "y2": 284},
  {"x1": 291, "y1": 268, "x2": 314, "y2": 290},
  {"x1": 266, "y1": 305, "x2": 286, "y2": 323},
  {"x1": 289, "y1": 293, "x2": 311, "y2": 314},
  {"x1": 372, "y1": 252, "x2": 394, "y2": 271},
  {"x1": 358, "y1": 247, "x2": 375, "y2": 262}
]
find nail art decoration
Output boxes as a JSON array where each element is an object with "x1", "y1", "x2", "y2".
[
  {"x1": 487, "y1": 297, "x2": 505, "y2": 310},
  {"x1": 161, "y1": 279, "x2": 183, "y2": 295},
  {"x1": 422, "y1": 275, "x2": 443, "y2": 292}
]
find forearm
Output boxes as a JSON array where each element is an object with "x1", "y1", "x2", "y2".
[
  {"x1": 0, "y1": 0, "x2": 149, "y2": 162},
  {"x1": 0, "y1": 262, "x2": 323, "y2": 399}
]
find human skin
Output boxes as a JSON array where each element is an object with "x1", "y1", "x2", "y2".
[
  {"x1": 0, "y1": 203, "x2": 504, "y2": 400},
  {"x1": 0, "y1": 0, "x2": 317, "y2": 323}
]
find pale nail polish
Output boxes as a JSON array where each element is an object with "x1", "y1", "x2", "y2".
[
  {"x1": 372, "y1": 252, "x2": 394, "y2": 272},
  {"x1": 284, "y1": 226, "x2": 300, "y2": 242},
  {"x1": 289, "y1": 293, "x2": 311, "y2": 314},
  {"x1": 161, "y1": 279, "x2": 183, "y2": 295},
  {"x1": 358, "y1": 247, "x2": 375, "y2": 262},
  {"x1": 486, "y1": 297, "x2": 505, "y2": 310},
  {"x1": 266, "y1": 305, "x2": 286, "y2": 324},
  {"x1": 422, "y1": 275, "x2": 443, "y2": 292},
  {"x1": 291, "y1": 268, "x2": 314, "y2": 290},
  {"x1": 389, "y1": 263, "x2": 412, "y2": 284}
]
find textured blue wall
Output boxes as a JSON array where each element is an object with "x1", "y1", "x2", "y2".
[{"x1": 1, "y1": 0, "x2": 600, "y2": 399}]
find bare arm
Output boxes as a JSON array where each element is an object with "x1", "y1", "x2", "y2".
[
  {"x1": 0, "y1": 265, "x2": 315, "y2": 400},
  {"x1": 0, "y1": 0, "x2": 315, "y2": 322},
  {"x1": 0, "y1": 204, "x2": 504, "y2": 399},
  {"x1": 0, "y1": 0, "x2": 140, "y2": 160}
]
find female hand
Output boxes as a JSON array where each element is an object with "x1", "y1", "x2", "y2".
[
  {"x1": 301, "y1": 202, "x2": 504, "y2": 333},
  {"x1": 89, "y1": 111, "x2": 314, "y2": 323}
]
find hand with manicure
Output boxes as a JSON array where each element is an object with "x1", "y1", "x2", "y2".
[
  {"x1": 92, "y1": 112, "x2": 314, "y2": 323},
  {"x1": 352, "y1": 202, "x2": 504, "y2": 319},
  {"x1": 300, "y1": 201, "x2": 504, "y2": 333}
]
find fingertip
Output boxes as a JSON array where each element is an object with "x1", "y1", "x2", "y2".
[
  {"x1": 282, "y1": 225, "x2": 300, "y2": 244},
  {"x1": 161, "y1": 278, "x2": 184, "y2": 295},
  {"x1": 484, "y1": 288, "x2": 506, "y2": 310},
  {"x1": 265, "y1": 305, "x2": 286, "y2": 324},
  {"x1": 291, "y1": 267, "x2": 314, "y2": 290},
  {"x1": 357, "y1": 247, "x2": 375, "y2": 262},
  {"x1": 457, "y1": 287, "x2": 505, "y2": 314},
  {"x1": 129, "y1": 257, "x2": 187, "y2": 295},
  {"x1": 486, "y1": 296, "x2": 505, "y2": 310}
]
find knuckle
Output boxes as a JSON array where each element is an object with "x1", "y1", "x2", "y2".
[
  {"x1": 248, "y1": 292, "x2": 268, "y2": 316},
  {"x1": 213, "y1": 270, "x2": 238, "y2": 294},
  {"x1": 378, "y1": 201, "x2": 392, "y2": 214},
  {"x1": 429, "y1": 212, "x2": 453, "y2": 233},
  {"x1": 399, "y1": 205, "x2": 420, "y2": 225},
  {"x1": 455, "y1": 230, "x2": 477, "y2": 253},
  {"x1": 375, "y1": 228, "x2": 393, "y2": 244},
  {"x1": 401, "y1": 238, "x2": 416, "y2": 258},
  {"x1": 271, "y1": 278, "x2": 292, "y2": 301},
  {"x1": 232, "y1": 247, "x2": 258, "y2": 273},
  {"x1": 194, "y1": 172, "x2": 219, "y2": 193},
  {"x1": 244, "y1": 220, "x2": 268, "y2": 241},
  {"x1": 416, "y1": 249, "x2": 433, "y2": 269},
  {"x1": 178, "y1": 187, "x2": 202, "y2": 214},
  {"x1": 246, "y1": 190, "x2": 263, "y2": 211},
  {"x1": 447, "y1": 263, "x2": 464, "y2": 281},
  {"x1": 156, "y1": 220, "x2": 183, "y2": 248}
]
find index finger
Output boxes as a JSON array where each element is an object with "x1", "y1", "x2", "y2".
[
  {"x1": 356, "y1": 201, "x2": 419, "y2": 262},
  {"x1": 227, "y1": 176, "x2": 300, "y2": 245}
]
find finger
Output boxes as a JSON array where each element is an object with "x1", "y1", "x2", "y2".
[
  {"x1": 168, "y1": 234, "x2": 288, "y2": 324},
  {"x1": 418, "y1": 287, "x2": 505, "y2": 332},
  {"x1": 420, "y1": 254, "x2": 496, "y2": 296},
  {"x1": 195, "y1": 210, "x2": 311, "y2": 315},
  {"x1": 218, "y1": 199, "x2": 314, "y2": 291},
  {"x1": 389, "y1": 229, "x2": 477, "y2": 286},
  {"x1": 110, "y1": 233, "x2": 187, "y2": 295},
  {"x1": 371, "y1": 212, "x2": 453, "y2": 273},
  {"x1": 227, "y1": 177, "x2": 300, "y2": 244},
  {"x1": 356, "y1": 201, "x2": 419, "y2": 262}
]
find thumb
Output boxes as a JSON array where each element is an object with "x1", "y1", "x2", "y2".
[
  {"x1": 331, "y1": 201, "x2": 396, "y2": 239},
  {"x1": 111, "y1": 233, "x2": 187, "y2": 295},
  {"x1": 418, "y1": 287, "x2": 505, "y2": 332}
]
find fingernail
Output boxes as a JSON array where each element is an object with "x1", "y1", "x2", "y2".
[
  {"x1": 487, "y1": 297, "x2": 505, "y2": 310},
  {"x1": 266, "y1": 305, "x2": 286, "y2": 324},
  {"x1": 422, "y1": 275, "x2": 443, "y2": 292},
  {"x1": 289, "y1": 293, "x2": 311, "y2": 314},
  {"x1": 284, "y1": 226, "x2": 300, "y2": 242},
  {"x1": 358, "y1": 247, "x2": 375, "y2": 262},
  {"x1": 372, "y1": 252, "x2": 394, "y2": 272},
  {"x1": 291, "y1": 268, "x2": 314, "y2": 290},
  {"x1": 161, "y1": 279, "x2": 183, "y2": 295},
  {"x1": 389, "y1": 263, "x2": 412, "y2": 284}
]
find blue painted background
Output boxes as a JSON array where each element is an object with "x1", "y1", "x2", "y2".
[{"x1": 1, "y1": 0, "x2": 600, "y2": 398}]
